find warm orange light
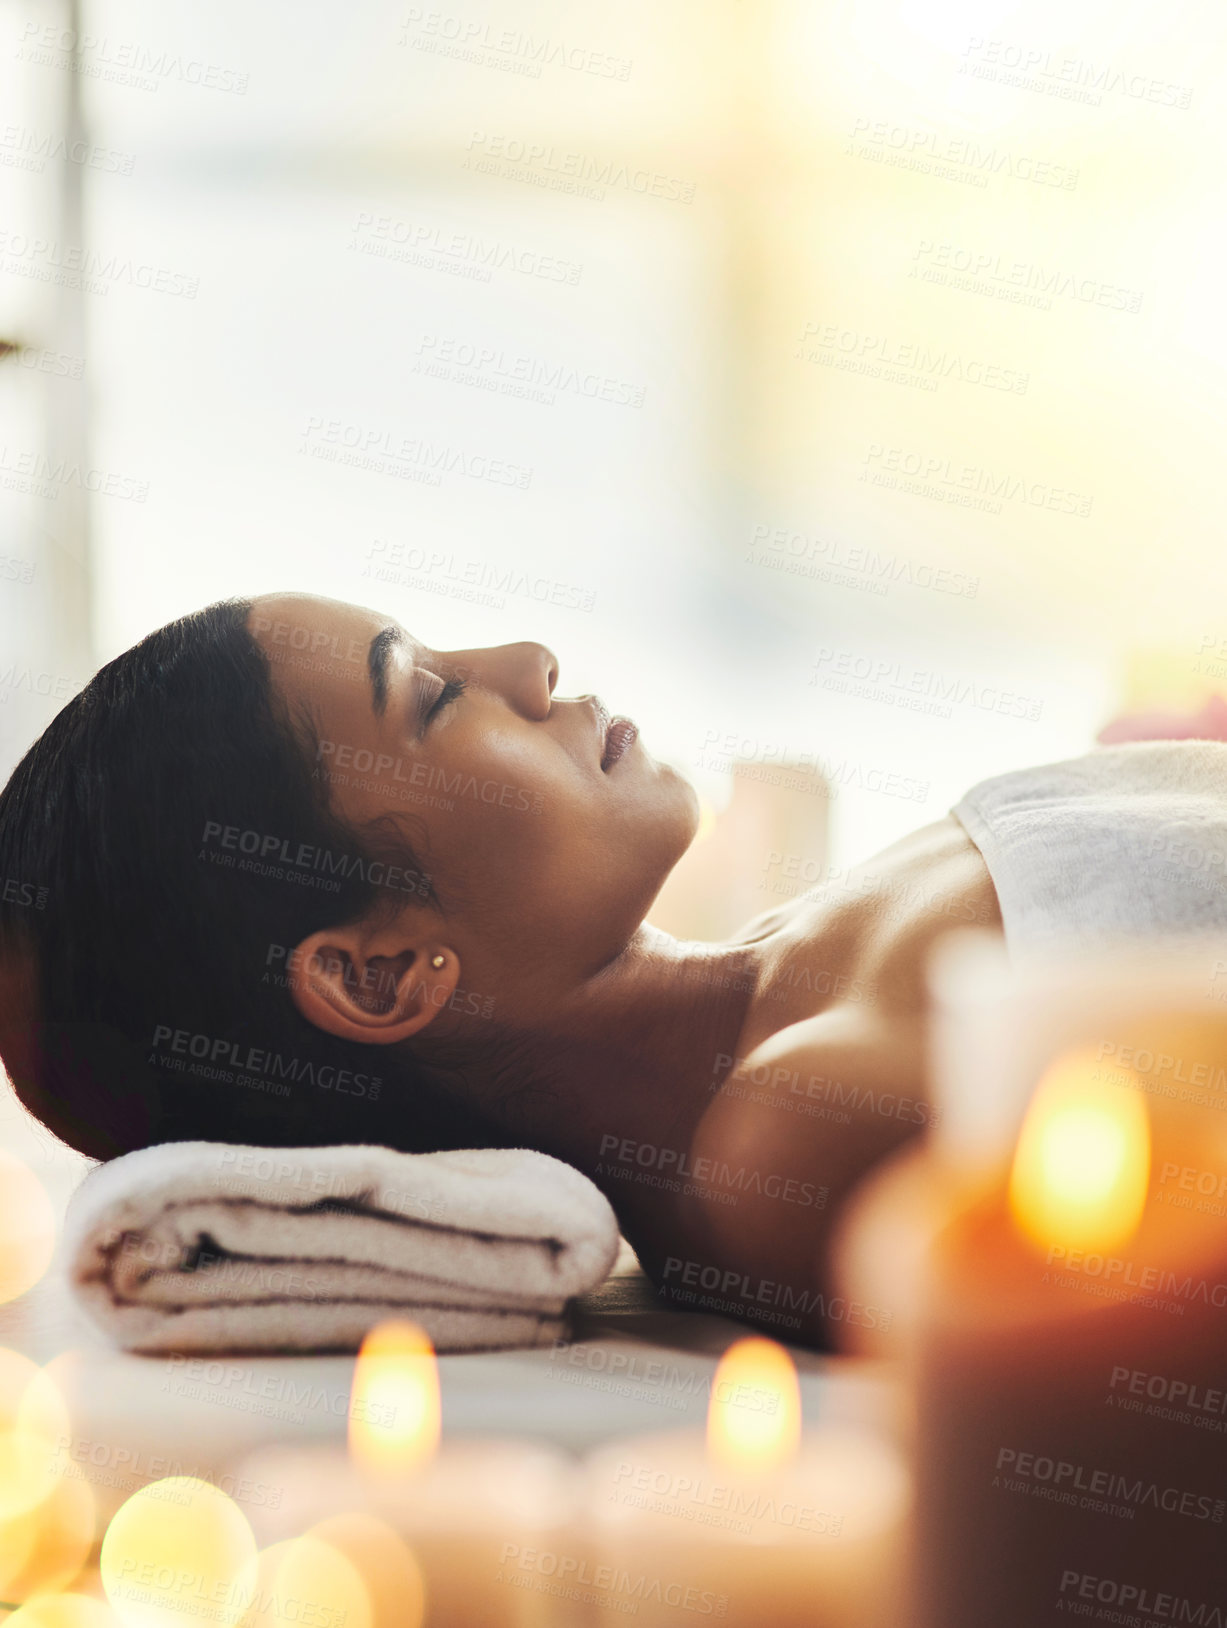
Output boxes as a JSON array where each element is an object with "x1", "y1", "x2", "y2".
[
  {"x1": 238, "y1": 1535, "x2": 371, "y2": 1628},
  {"x1": 0, "y1": 1472, "x2": 96, "y2": 1602},
  {"x1": 692, "y1": 793, "x2": 718, "y2": 845},
  {"x1": 0, "y1": 1351, "x2": 72, "y2": 1524},
  {"x1": 100, "y1": 1477, "x2": 258, "y2": 1628},
  {"x1": 0, "y1": 1352, "x2": 92, "y2": 1604},
  {"x1": 348, "y1": 1321, "x2": 440, "y2": 1477},
  {"x1": 304, "y1": 1514, "x2": 425, "y2": 1628},
  {"x1": 706, "y1": 1337, "x2": 801, "y2": 1471},
  {"x1": 0, "y1": 1152, "x2": 56, "y2": 1306},
  {"x1": 1009, "y1": 1045, "x2": 1151, "y2": 1255},
  {"x1": 6, "y1": 1596, "x2": 121, "y2": 1626}
]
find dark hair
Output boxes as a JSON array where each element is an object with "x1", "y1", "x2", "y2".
[{"x1": 0, "y1": 598, "x2": 500, "y2": 1159}]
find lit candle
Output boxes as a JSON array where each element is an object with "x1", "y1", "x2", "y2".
[
  {"x1": 845, "y1": 937, "x2": 1227, "y2": 1627},
  {"x1": 234, "y1": 1321, "x2": 576, "y2": 1628},
  {"x1": 576, "y1": 1336, "x2": 909, "y2": 1626}
]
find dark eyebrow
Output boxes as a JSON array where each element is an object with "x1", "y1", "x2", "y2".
[{"x1": 367, "y1": 625, "x2": 405, "y2": 716}]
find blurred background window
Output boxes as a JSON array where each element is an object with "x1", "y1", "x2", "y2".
[{"x1": 4, "y1": 0, "x2": 1224, "y2": 875}]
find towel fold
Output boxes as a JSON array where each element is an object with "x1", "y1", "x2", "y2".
[{"x1": 64, "y1": 1140, "x2": 620, "y2": 1355}]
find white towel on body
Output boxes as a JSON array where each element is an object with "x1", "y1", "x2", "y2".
[
  {"x1": 64, "y1": 1140, "x2": 620, "y2": 1355},
  {"x1": 951, "y1": 740, "x2": 1227, "y2": 962}
]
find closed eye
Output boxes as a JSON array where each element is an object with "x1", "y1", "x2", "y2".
[{"x1": 425, "y1": 674, "x2": 467, "y2": 724}]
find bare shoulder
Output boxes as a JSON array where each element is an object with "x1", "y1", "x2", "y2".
[
  {"x1": 630, "y1": 820, "x2": 999, "y2": 1345},
  {"x1": 700, "y1": 999, "x2": 929, "y2": 1184},
  {"x1": 634, "y1": 1000, "x2": 929, "y2": 1347}
]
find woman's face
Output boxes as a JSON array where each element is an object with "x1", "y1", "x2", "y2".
[{"x1": 248, "y1": 593, "x2": 698, "y2": 1007}]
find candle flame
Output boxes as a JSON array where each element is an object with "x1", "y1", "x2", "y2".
[
  {"x1": 706, "y1": 1337, "x2": 801, "y2": 1471},
  {"x1": 1009, "y1": 1045, "x2": 1150, "y2": 1255},
  {"x1": 348, "y1": 1321, "x2": 440, "y2": 1476}
]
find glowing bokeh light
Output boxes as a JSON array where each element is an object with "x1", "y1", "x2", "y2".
[
  {"x1": 306, "y1": 1513, "x2": 425, "y2": 1628},
  {"x1": 691, "y1": 792, "x2": 718, "y2": 845},
  {"x1": 236, "y1": 1535, "x2": 371, "y2": 1628},
  {"x1": 6, "y1": 1595, "x2": 122, "y2": 1626},
  {"x1": 0, "y1": 1352, "x2": 70, "y2": 1524},
  {"x1": 0, "y1": 1152, "x2": 56, "y2": 1305},
  {"x1": 100, "y1": 1478, "x2": 258, "y2": 1628},
  {"x1": 0, "y1": 1471, "x2": 96, "y2": 1601}
]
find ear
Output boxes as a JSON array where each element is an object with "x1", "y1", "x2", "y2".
[{"x1": 286, "y1": 918, "x2": 460, "y2": 1045}]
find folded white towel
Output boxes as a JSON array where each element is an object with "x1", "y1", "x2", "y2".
[{"x1": 64, "y1": 1141, "x2": 620, "y2": 1355}]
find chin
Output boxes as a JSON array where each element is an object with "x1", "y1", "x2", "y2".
[
  {"x1": 679, "y1": 774, "x2": 702, "y2": 842},
  {"x1": 663, "y1": 765, "x2": 702, "y2": 855}
]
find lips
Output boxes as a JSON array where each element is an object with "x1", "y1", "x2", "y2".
[
  {"x1": 601, "y1": 715, "x2": 638, "y2": 771},
  {"x1": 591, "y1": 696, "x2": 638, "y2": 771}
]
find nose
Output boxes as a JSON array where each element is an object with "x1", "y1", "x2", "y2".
[{"x1": 449, "y1": 642, "x2": 558, "y2": 720}]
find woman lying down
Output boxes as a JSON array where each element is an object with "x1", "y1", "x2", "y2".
[{"x1": 1, "y1": 593, "x2": 1224, "y2": 1350}]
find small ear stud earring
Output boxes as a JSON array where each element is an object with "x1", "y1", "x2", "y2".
[{"x1": 430, "y1": 954, "x2": 446, "y2": 969}]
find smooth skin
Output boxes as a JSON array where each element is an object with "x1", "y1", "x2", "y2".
[{"x1": 251, "y1": 593, "x2": 1003, "y2": 1346}]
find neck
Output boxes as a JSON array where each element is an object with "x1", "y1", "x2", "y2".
[
  {"x1": 550, "y1": 927, "x2": 764, "y2": 1176},
  {"x1": 423, "y1": 927, "x2": 765, "y2": 1204}
]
